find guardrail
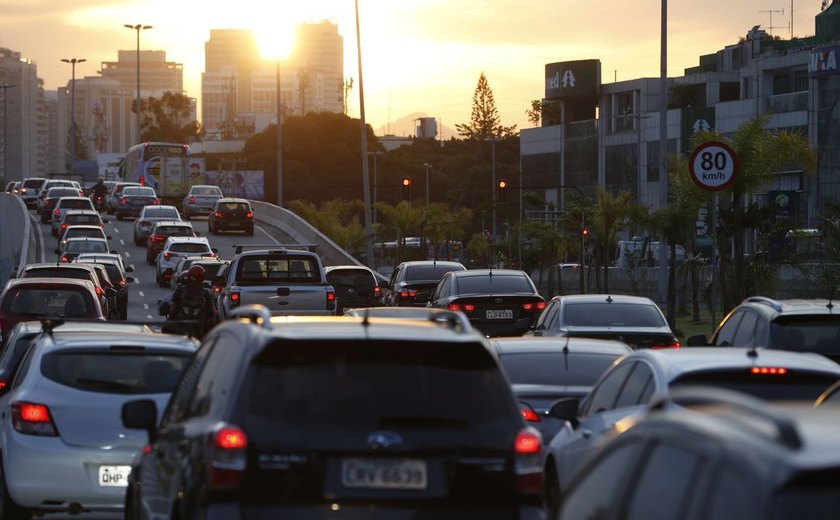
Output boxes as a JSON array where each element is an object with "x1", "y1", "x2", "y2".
[{"x1": 0, "y1": 193, "x2": 33, "y2": 287}]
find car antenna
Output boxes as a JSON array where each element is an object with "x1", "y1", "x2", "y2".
[
  {"x1": 605, "y1": 295, "x2": 613, "y2": 303},
  {"x1": 362, "y1": 306, "x2": 371, "y2": 328},
  {"x1": 563, "y1": 335, "x2": 570, "y2": 371},
  {"x1": 828, "y1": 288, "x2": 835, "y2": 312}
]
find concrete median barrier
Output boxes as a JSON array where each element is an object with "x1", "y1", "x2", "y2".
[{"x1": 0, "y1": 193, "x2": 33, "y2": 287}]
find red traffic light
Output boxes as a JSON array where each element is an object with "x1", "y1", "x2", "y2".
[{"x1": 582, "y1": 227, "x2": 590, "y2": 236}]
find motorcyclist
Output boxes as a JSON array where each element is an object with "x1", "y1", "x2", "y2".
[
  {"x1": 91, "y1": 177, "x2": 108, "y2": 210},
  {"x1": 167, "y1": 265, "x2": 217, "y2": 338}
]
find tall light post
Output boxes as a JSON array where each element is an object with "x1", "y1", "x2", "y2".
[
  {"x1": 657, "y1": 0, "x2": 669, "y2": 306},
  {"x1": 354, "y1": 0, "x2": 374, "y2": 268},
  {"x1": 368, "y1": 151, "x2": 383, "y2": 224},
  {"x1": 124, "y1": 24, "x2": 152, "y2": 145},
  {"x1": 275, "y1": 58, "x2": 283, "y2": 207},
  {"x1": 0, "y1": 83, "x2": 15, "y2": 180},
  {"x1": 486, "y1": 137, "x2": 501, "y2": 243},
  {"x1": 61, "y1": 58, "x2": 86, "y2": 168},
  {"x1": 423, "y1": 162, "x2": 431, "y2": 206}
]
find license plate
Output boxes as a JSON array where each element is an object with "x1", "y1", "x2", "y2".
[
  {"x1": 486, "y1": 309, "x2": 513, "y2": 319},
  {"x1": 342, "y1": 458, "x2": 427, "y2": 490},
  {"x1": 98, "y1": 465, "x2": 131, "y2": 487}
]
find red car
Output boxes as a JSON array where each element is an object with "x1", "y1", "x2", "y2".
[{"x1": 0, "y1": 278, "x2": 106, "y2": 343}]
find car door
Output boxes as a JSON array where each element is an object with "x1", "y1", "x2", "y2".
[{"x1": 530, "y1": 299, "x2": 559, "y2": 336}]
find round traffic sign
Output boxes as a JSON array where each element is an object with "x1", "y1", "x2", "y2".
[{"x1": 688, "y1": 141, "x2": 738, "y2": 191}]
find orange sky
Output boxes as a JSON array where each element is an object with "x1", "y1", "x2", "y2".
[{"x1": 0, "y1": 0, "x2": 826, "y2": 136}]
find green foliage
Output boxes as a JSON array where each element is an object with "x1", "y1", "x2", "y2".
[
  {"x1": 288, "y1": 198, "x2": 367, "y2": 257},
  {"x1": 134, "y1": 92, "x2": 204, "y2": 144},
  {"x1": 456, "y1": 72, "x2": 517, "y2": 140}
]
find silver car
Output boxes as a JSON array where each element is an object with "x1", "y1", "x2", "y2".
[
  {"x1": 0, "y1": 324, "x2": 197, "y2": 517},
  {"x1": 181, "y1": 184, "x2": 223, "y2": 219},
  {"x1": 50, "y1": 197, "x2": 96, "y2": 237},
  {"x1": 132, "y1": 204, "x2": 181, "y2": 245}
]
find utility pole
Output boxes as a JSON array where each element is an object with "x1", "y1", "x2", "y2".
[
  {"x1": 124, "y1": 24, "x2": 152, "y2": 145},
  {"x1": 275, "y1": 58, "x2": 283, "y2": 207},
  {"x1": 61, "y1": 58, "x2": 86, "y2": 170},
  {"x1": 354, "y1": 0, "x2": 374, "y2": 268}
]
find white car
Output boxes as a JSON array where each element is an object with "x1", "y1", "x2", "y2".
[
  {"x1": 155, "y1": 236, "x2": 217, "y2": 287},
  {"x1": 133, "y1": 205, "x2": 181, "y2": 246},
  {"x1": 56, "y1": 225, "x2": 110, "y2": 252},
  {"x1": 36, "y1": 179, "x2": 82, "y2": 212},
  {"x1": 181, "y1": 185, "x2": 223, "y2": 219},
  {"x1": 51, "y1": 197, "x2": 96, "y2": 237},
  {"x1": 59, "y1": 237, "x2": 113, "y2": 263},
  {"x1": 75, "y1": 252, "x2": 129, "y2": 275}
]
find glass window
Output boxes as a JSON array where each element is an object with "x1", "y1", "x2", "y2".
[
  {"x1": 162, "y1": 339, "x2": 216, "y2": 427},
  {"x1": 171, "y1": 243, "x2": 211, "y2": 254},
  {"x1": 770, "y1": 315, "x2": 840, "y2": 355},
  {"x1": 534, "y1": 300, "x2": 558, "y2": 331},
  {"x1": 187, "y1": 336, "x2": 241, "y2": 418},
  {"x1": 220, "y1": 202, "x2": 249, "y2": 211},
  {"x1": 670, "y1": 369, "x2": 840, "y2": 402},
  {"x1": 455, "y1": 274, "x2": 533, "y2": 294},
  {"x1": 236, "y1": 256, "x2": 319, "y2": 282},
  {"x1": 2, "y1": 288, "x2": 95, "y2": 317},
  {"x1": 732, "y1": 311, "x2": 758, "y2": 347},
  {"x1": 499, "y1": 352, "x2": 623, "y2": 387},
  {"x1": 560, "y1": 441, "x2": 642, "y2": 519},
  {"x1": 193, "y1": 186, "x2": 222, "y2": 196},
  {"x1": 714, "y1": 311, "x2": 744, "y2": 346},
  {"x1": 584, "y1": 362, "x2": 635, "y2": 415},
  {"x1": 704, "y1": 466, "x2": 758, "y2": 520},
  {"x1": 625, "y1": 442, "x2": 704, "y2": 519},
  {"x1": 404, "y1": 264, "x2": 463, "y2": 282},
  {"x1": 564, "y1": 302, "x2": 666, "y2": 327},
  {"x1": 615, "y1": 362, "x2": 654, "y2": 408},
  {"x1": 41, "y1": 351, "x2": 190, "y2": 394}
]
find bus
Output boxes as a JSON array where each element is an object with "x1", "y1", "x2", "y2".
[{"x1": 121, "y1": 142, "x2": 191, "y2": 189}]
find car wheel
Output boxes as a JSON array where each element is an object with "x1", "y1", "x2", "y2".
[
  {"x1": 116, "y1": 213, "x2": 123, "y2": 221},
  {"x1": 544, "y1": 461, "x2": 561, "y2": 520},
  {"x1": 246, "y1": 227, "x2": 254, "y2": 236},
  {"x1": 0, "y1": 461, "x2": 30, "y2": 520}
]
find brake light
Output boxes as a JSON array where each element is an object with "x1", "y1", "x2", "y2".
[
  {"x1": 520, "y1": 406, "x2": 541, "y2": 423},
  {"x1": 152, "y1": 199, "x2": 159, "y2": 205},
  {"x1": 523, "y1": 301, "x2": 546, "y2": 311},
  {"x1": 189, "y1": 196, "x2": 196, "y2": 203},
  {"x1": 163, "y1": 252, "x2": 173, "y2": 261},
  {"x1": 95, "y1": 286, "x2": 104, "y2": 297},
  {"x1": 327, "y1": 290, "x2": 336, "y2": 311},
  {"x1": 751, "y1": 367, "x2": 788, "y2": 375},
  {"x1": 650, "y1": 340, "x2": 681, "y2": 350},
  {"x1": 514, "y1": 427, "x2": 543, "y2": 495},
  {"x1": 139, "y1": 177, "x2": 145, "y2": 186},
  {"x1": 230, "y1": 292, "x2": 240, "y2": 307},
  {"x1": 536, "y1": 301, "x2": 546, "y2": 310},
  {"x1": 214, "y1": 285, "x2": 221, "y2": 293},
  {"x1": 207, "y1": 424, "x2": 247, "y2": 490},
  {"x1": 12, "y1": 402, "x2": 58, "y2": 436},
  {"x1": 447, "y1": 303, "x2": 461, "y2": 311},
  {"x1": 60, "y1": 255, "x2": 70, "y2": 263},
  {"x1": 54, "y1": 209, "x2": 60, "y2": 216},
  {"x1": 0, "y1": 380, "x2": 6, "y2": 391},
  {"x1": 463, "y1": 304, "x2": 476, "y2": 312},
  {"x1": 61, "y1": 223, "x2": 68, "y2": 230},
  {"x1": 213, "y1": 211, "x2": 223, "y2": 218},
  {"x1": 400, "y1": 289, "x2": 417, "y2": 299},
  {"x1": 245, "y1": 211, "x2": 254, "y2": 219},
  {"x1": 152, "y1": 235, "x2": 166, "y2": 243},
  {"x1": 120, "y1": 198, "x2": 127, "y2": 205},
  {"x1": 45, "y1": 199, "x2": 54, "y2": 207},
  {"x1": 374, "y1": 286, "x2": 381, "y2": 298}
]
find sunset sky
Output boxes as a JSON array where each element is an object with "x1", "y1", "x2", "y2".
[{"x1": 0, "y1": 0, "x2": 826, "y2": 136}]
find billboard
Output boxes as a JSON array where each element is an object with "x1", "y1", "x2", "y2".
[
  {"x1": 545, "y1": 60, "x2": 600, "y2": 99},
  {"x1": 205, "y1": 170, "x2": 265, "y2": 201}
]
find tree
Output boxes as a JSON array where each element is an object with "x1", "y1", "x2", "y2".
[
  {"x1": 134, "y1": 92, "x2": 204, "y2": 143},
  {"x1": 526, "y1": 99, "x2": 563, "y2": 128},
  {"x1": 456, "y1": 72, "x2": 517, "y2": 140},
  {"x1": 589, "y1": 187, "x2": 649, "y2": 293}
]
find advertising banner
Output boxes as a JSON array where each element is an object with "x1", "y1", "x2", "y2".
[
  {"x1": 545, "y1": 60, "x2": 600, "y2": 99},
  {"x1": 205, "y1": 170, "x2": 265, "y2": 201}
]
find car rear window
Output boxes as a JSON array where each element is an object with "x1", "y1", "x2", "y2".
[
  {"x1": 456, "y1": 274, "x2": 533, "y2": 294},
  {"x1": 564, "y1": 302, "x2": 667, "y2": 327},
  {"x1": 41, "y1": 351, "x2": 190, "y2": 394},
  {"x1": 65, "y1": 229, "x2": 105, "y2": 240},
  {"x1": 405, "y1": 264, "x2": 463, "y2": 282},
  {"x1": 193, "y1": 187, "x2": 222, "y2": 196},
  {"x1": 157, "y1": 226, "x2": 193, "y2": 236},
  {"x1": 770, "y1": 316, "x2": 840, "y2": 356},
  {"x1": 1, "y1": 288, "x2": 95, "y2": 317},
  {"x1": 124, "y1": 187, "x2": 156, "y2": 197},
  {"x1": 171, "y1": 243, "x2": 210, "y2": 254},
  {"x1": 144, "y1": 207, "x2": 179, "y2": 219},
  {"x1": 23, "y1": 268, "x2": 91, "y2": 281},
  {"x1": 219, "y1": 202, "x2": 249, "y2": 211},
  {"x1": 236, "y1": 256, "x2": 319, "y2": 283},
  {"x1": 65, "y1": 215, "x2": 102, "y2": 225},
  {"x1": 47, "y1": 188, "x2": 80, "y2": 198},
  {"x1": 499, "y1": 352, "x2": 623, "y2": 387},
  {"x1": 66, "y1": 241, "x2": 108, "y2": 253},
  {"x1": 100, "y1": 264, "x2": 124, "y2": 283},
  {"x1": 670, "y1": 369, "x2": 840, "y2": 402},
  {"x1": 60, "y1": 199, "x2": 93, "y2": 209},
  {"x1": 241, "y1": 341, "x2": 518, "y2": 439},
  {"x1": 327, "y1": 270, "x2": 375, "y2": 289},
  {"x1": 22, "y1": 179, "x2": 45, "y2": 189}
]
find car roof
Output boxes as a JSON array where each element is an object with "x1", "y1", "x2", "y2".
[
  {"x1": 190, "y1": 184, "x2": 222, "y2": 190},
  {"x1": 399, "y1": 260, "x2": 465, "y2": 268},
  {"x1": 164, "y1": 236, "x2": 209, "y2": 245},
  {"x1": 549, "y1": 293, "x2": 659, "y2": 305},
  {"x1": 142, "y1": 205, "x2": 178, "y2": 212},
  {"x1": 325, "y1": 265, "x2": 375, "y2": 273},
  {"x1": 62, "y1": 209, "x2": 99, "y2": 216},
  {"x1": 8, "y1": 320, "x2": 153, "y2": 336},
  {"x1": 34, "y1": 330, "x2": 198, "y2": 354},
  {"x1": 491, "y1": 336, "x2": 633, "y2": 356},
  {"x1": 63, "y1": 225, "x2": 105, "y2": 232},
  {"x1": 451, "y1": 268, "x2": 527, "y2": 278},
  {"x1": 737, "y1": 297, "x2": 839, "y2": 317},
  {"x1": 55, "y1": 196, "x2": 89, "y2": 203},
  {"x1": 152, "y1": 220, "x2": 191, "y2": 228},
  {"x1": 217, "y1": 197, "x2": 248, "y2": 203},
  {"x1": 24, "y1": 263, "x2": 97, "y2": 272},
  {"x1": 4, "y1": 277, "x2": 97, "y2": 291},
  {"x1": 64, "y1": 237, "x2": 108, "y2": 244}
]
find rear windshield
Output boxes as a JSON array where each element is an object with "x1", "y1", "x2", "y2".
[
  {"x1": 327, "y1": 270, "x2": 375, "y2": 289},
  {"x1": 100, "y1": 264, "x2": 124, "y2": 283},
  {"x1": 171, "y1": 243, "x2": 210, "y2": 253},
  {"x1": 41, "y1": 351, "x2": 190, "y2": 394},
  {"x1": 47, "y1": 188, "x2": 79, "y2": 198},
  {"x1": 499, "y1": 352, "x2": 623, "y2": 387},
  {"x1": 456, "y1": 274, "x2": 533, "y2": 294},
  {"x1": 670, "y1": 369, "x2": 840, "y2": 402},
  {"x1": 23, "y1": 268, "x2": 91, "y2": 281},
  {"x1": 157, "y1": 226, "x2": 193, "y2": 236},
  {"x1": 564, "y1": 302, "x2": 666, "y2": 327},
  {"x1": 405, "y1": 264, "x2": 463, "y2": 282},
  {"x1": 124, "y1": 187, "x2": 156, "y2": 197},
  {"x1": 236, "y1": 256, "x2": 319, "y2": 283},
  {"x1": 1, "y1": 288, "x2": 95, "y2": 317},
  {"x1": 60, "y1": 199, "x2": 93, "y2": 210},
  {"x1": 22, "y1": 179, "x2": 45, "y2": 189},
  {"x1": 219, "y1": 202, "x2": 249, "y2": 211},
  {"x1": 65, "y1": 229, "x2": 104, "y2": 240},
  {"x1": 143, "y1": 207, "x2": 179, "y2": 219},
  {"x1": 193, "y1": 187, "x2": 222, "y2": 196},
  {"x1": 241, "y1": 341, "x2": 518, "y2": 438},
  {"x1": 65, "y1": 215, "x2": 101, "y2": 225},
  {"x1": 770, "y1": 316, "x2": 840, "y2": 356},
  {"x1": 65, "y1": 241, "x2": 108, "y2": 253}
]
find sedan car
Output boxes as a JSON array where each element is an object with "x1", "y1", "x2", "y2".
[
  {"x1": 325, "y1": 265, "x2": 383, "y2": 314},
  {"x1": 115, "y1": 186, "x2": 159, "y2": 221},
  {"x1": 56, "y1": 225, "x2": 110, "y2": 251},
  {"x1": 55, "y1": 210, "x2": 106, "y2": 241},
  {"x1": 491, "y1": 336, "x2": 631, "y2": 443},
  {"x1": 528, "y1": 293, "x2": 680, "y2": 350},
  {"x1": 18, "y1": 177, "x2": 46, "y2": 209},
  {"x1": 18, "y1": 262, "x2": 114, "y2": 319},
  {"x1": 36, "y1": 179, "x2": 82, "y2": 212},
  {"x1": 105, "y1": 182, "x2": 141, "y2": 215},
  {"x1": 39, "y1": 186, "x2": 82, "y2": 223},
  {"x1": 75, "y1": 257, "x2": 135, "y2": 320},
  {"x1": 155, "y1": 236, "x2": 216, "y2": 287},
  {"x1": 0, "y1": 325, "x2": 197, "y2": 518},
  {"x1": 182, "y1": 184, "x2": 223, "y2": 219},
  {"x1": 50, "y1": 197, "x2": 96, "y2": 237},
  {"x1": 427, "y1": 269, "x2": 545, "y2": 337},
  {"x1": 145, "y1": 221, "x2": 196, "y2": 265},
  {"x1": 385, "y1": 260, "x2": 467, "y2": 307},
  {"x1": 207, "y1": 197, "x2": 254, "y2": 235},
  {"x1": 59, "y1": 237, "x2": 113, "y2": 263},
  {"x1": 0, "y1": 278, "x2": 105, "y2": 343},
  {"x1": 132, "y1": 204, "x2": 181, "y2": 245}
]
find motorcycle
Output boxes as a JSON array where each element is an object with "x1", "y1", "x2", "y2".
[{"x1": 91, "y1": 193, "x2": 106, "y2": 212}]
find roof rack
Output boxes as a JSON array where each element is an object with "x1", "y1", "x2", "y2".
[
  {"x1": 229, "y1": 305, "x2": 273, "y2": 329},
  {"x1": 744, "y1": 296, "x2": 783, "y2": 312},
  {"x1": 233, "y1": 243, "x2": 318, "y2": 255},
  {"x1": 651, "y1": 385, "x2": 802, "y2": 450}
]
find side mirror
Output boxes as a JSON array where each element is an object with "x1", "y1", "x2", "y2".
[
  {"x1": 125, "y1": 266, "x2": 135, "y2": 273},
  {"x1": 110, "y1": 250, "x2": 118, "y2": 255},
  {"x1": 121, "y1": 399, "x2": 158, "y2": 443},
  {"x1": 548, "y1": 397, "x2": 580, "y2": 424},
  {"x1": 125, "y1": 276, "x2": 137, "y2": 284},
  {"x1": 211, "y1": 248, "x2": 219, "y2": 254},
  {"x1": 686, "y1": 334, "x2": 709, "y2": 347}
]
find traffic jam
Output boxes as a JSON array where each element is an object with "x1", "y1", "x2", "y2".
[{"x1": 2, "y1": 177, "x2": 840, "y2": 519}]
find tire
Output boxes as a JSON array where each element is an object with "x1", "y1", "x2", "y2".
[
  {"x1": 544, "y1": 461, "x2": 560, "y2": 520},
  {"x1": 246, "y1": 227, "x2": 254, "y2": 237},
  {"x1": 116, "y1": 213, "x2": 123, "y2": 222},
  {"x1": 0, "y1": 459, "x2": 31, "y2": 520},
  {"x1": 147, "y1": 253, "x2": 154, "y2": 266}
]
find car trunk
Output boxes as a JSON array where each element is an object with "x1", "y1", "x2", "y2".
[{"x1": 564, "y1": 326, "x2": 679, "y2": 349}]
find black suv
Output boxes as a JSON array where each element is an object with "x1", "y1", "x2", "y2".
[
  {"x1": 325, "y1": 265, "x2": 383, "y2": 314},
  {"x1": 208, "y1": 197, "x2": 254, "y2": 236},
  {"x1": 122, "y1": 305, "x2": 543, "y2": 519},
  {"x1": 559, "y1": 386, "x2": 840, "y2": 519},
  {"x1": 687, "y1": 296, "x2": 840, "y2": 362}
]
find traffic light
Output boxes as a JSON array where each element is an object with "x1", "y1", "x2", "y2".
[
  {"x1": 497, "y1": 179, "x2": 509, "y2": 204},
  {"x1": 400, "y1": 177, "x2": 412, "y2": 201},
  {"x1": 582, "y1": 227, "x2": 590, "y2": 237}
]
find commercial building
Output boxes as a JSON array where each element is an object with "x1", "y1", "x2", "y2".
[{"x1": 0, "y1": 48, "x2": 47, "y2": 181}]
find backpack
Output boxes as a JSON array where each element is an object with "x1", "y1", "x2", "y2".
[{"x1": 177, "y1": 286, "x2": 207, "y2": 319}]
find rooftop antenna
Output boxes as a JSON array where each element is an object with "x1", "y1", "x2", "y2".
[{"x1": 759, "y1": 7, "x2": 786, "y2": 36}]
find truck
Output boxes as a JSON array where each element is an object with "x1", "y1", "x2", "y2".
[
  {"x1": 216, "y1": 244, "x2": 337, "y2": 319},
  {"x1": 149, "y1": 156, "x2": 205, "y2": 208}
]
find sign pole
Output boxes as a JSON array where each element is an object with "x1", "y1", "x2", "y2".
[{"x1": 711, "y1": 192, "x2": 718, "y2": 334}]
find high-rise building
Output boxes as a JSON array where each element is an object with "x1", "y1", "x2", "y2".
[
  {"x1": 203, "y1": 29, "x2": 261, "y2": 134},
  {"x1": 100, "y1": 50, "x2": 184, "y2": 96},
  {"x1": 0, "y1": 48, "x2": 44, "y2": 181},
  {"x1": 290, "y1": 21, "x2": 344, "y2": 115}
]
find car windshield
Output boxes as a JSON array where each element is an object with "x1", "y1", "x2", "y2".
[
  {"x1": 144, "y1": 207, "x2": 179, "y2": 219},
  {"x1": 1, "y1": 288, "x2": 93, "y2": 317},
  {"x1": 41, "y1": 351, "x2": 190, "y2": 395},
  {"x1": 456, "y1": 274, "x2": 533, "y2": 294},
  {"x1": 499, "y1": 352, "x2": 624, "y2": 387},
  {"x1": 405, "y1": 264, "x2": 463, "y2": 282},
  {"x1": 564, "y1": 302, "x2": 666, "y2": 327},
  {"x1": 670, "y1": 369, "x2": 840, "y2": 402},
  {"x1": 242, "y1": 341, "x2": 518, "y2": 443},
  {"x1": 193, "y1": 187, "x2": 221, "y2": 196}
]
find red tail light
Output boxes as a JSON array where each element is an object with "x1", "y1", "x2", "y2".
[
  {"x1": 520, "y1": 406, "x2": 541, "y2": 423},
  {"x1": 95, "y1": 286, "x2": 104, "y2": 297},
  {"x1": 374, "y1": 286, "x2": 381, "y2": 298},
  {"x1": 214, "y1": 285, "x2": 221, "y2": 293},
  {"x1": 213, "y1": 211, "x2": 223, "y2": 218},
  {"x1": 120, "y1": 198, "x2": 127, "y2": 205},
  {"x1": 189, "y1": 196, "x2": 196, "y2": 203},
  {"x1": 523, "y1": 301, "x2": 546, "y2": 311},
  {"x1": 60, "y1": 255, "x2": 70, "y2": 263},
  {"x1": 751, "y1": 367, "x2": 788, "y2": 375},
  {"x1": 463, "y1": 304, "x2": 476, "y2": 312},
  {"x1": 152, "y1": 199, "x2": 159, "y2": 205},
  {"x1": 514, "y1": 427, "x2": 543, "y2": 495},
  {"x1": 61, "y1": 224, "x2": 68, "y2": 230},
  {"x1": 139, "y1": 177, "x2": 145, "y2": 186},
  {"x1": 447, "y1": 303, "x2": 461, "y2": 311},
  {"x1": 230, "y1": 291, "x2": 240, "y2": 307},
  {"x1": 245, "y1": 211, "x2": 254, "y2": 219},
  {"x1": 45, "y1": 199, "x2": 55, "y2": 207},
  {"x1": 327, "y1": 290, "x2": 336, "y2": 311},
  {"x1": 400, "y1": 289, "x2": 417, "y2": 299},
  {"x1": 54, "y1": 209, "x2": 60, "y2": 216},
  {"x1": 650, "y1": 340, "x2": 681, "y2": 350},
  {"x1": 207, "y1": 424, "x2": 247, "y2": 490},
  {"x1": 152, "y1": 235, "x2": 166, "y2": 243},
  {"x1": 163, "y1": 252, "x2": 173, "y2": 261},
  {"x1": 536, "y1": 301, "x2": 546, "y2": 310},
  {"x1": 12, "y1": 402, "x2": 58, "y2": 436}
]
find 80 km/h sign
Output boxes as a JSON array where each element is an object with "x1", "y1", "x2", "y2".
[{"x1": 688, "y1": 141, "x2": 738, "y2": 191}]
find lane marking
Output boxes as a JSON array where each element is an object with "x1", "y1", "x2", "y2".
[
  {"x1": 113, "y1": 228, "x2": 120, "y2": 234},
  {"x1": 146, "y1": 314, "x2": 153, "y2": 319},
  {"x1": 256, "y1": 224, "x2": 280, "y2": 245},
  {"x1": 119, "y1": 239, "x2": 125, "y2": 246},
  {"x1": 124, "y1": 251, "x2": 131, "y2": 258},
  {"x1": 138, "y1": 291, "x2": 145, "y2": 298},
  {"x1": 143, "y1": 304, "x2": 149, "y2": 310}
]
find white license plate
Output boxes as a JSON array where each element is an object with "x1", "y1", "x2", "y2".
[
  {"x1": 486, "y1": 309, "x2": 513, "y2": 319},
  {"x1": 341, "y1": 458, "x2": 427, "y2": 490},
  {"x1": 98, "y1": 465, "x2": 131, "y2": 487}
]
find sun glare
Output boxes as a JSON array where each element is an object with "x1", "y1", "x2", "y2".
[{"x1": 254, "y1": 23, "x2": 295, "y2": 60}]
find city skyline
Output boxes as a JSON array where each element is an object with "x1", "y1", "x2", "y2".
[{"x1": 0, "y1": 0, "x2": 828, "y2": 136}]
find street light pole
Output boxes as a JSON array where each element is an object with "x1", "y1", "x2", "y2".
[
  {"x1": 61, "y1": 58, "x2": 86, "y2": 169},
  {"x1": 423, "y1": 162, "x2": 431, "y2": 206},
  {"x1": 485, "y1": 137, "x2": 500, "y2": 243},
  {"x1": 657, "y1": 0, "x2": 669, "y2": 306},
  {"x1": 0, "y1": 83, "x2": 15, "y2": 181},
  {"x1": 367, "y1": 151, "x2": 382, "y2": 224},
  {"x1": 124, "y1": 24, "x2": 152, "y2": 145},
  {"x1": 354, "y1": 0, "x2": 375, "y2": 268},
  {"x1": 275, "y1": 58, "x2": 283, "y2": 207}
]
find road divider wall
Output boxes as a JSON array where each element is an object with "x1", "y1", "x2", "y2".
[{"x1": 0, "y1": 193, "x2": 33, "y2": 287}]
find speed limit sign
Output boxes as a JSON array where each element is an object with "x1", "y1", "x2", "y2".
[{"x1": 688, "y1": 141, "x2": 738, "y2": 191}]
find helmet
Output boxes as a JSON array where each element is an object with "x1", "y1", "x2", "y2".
[
  {"x1": 97, "y1": 177, "x2": 104, "y2": 183},
  {"x1": 186, "y1": 265, "x2": 205, "y2": 283}
]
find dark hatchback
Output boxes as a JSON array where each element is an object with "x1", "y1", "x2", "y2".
[
  {"x1": 208, "y1": 197, "x2": 254, "y2": 235},
  {"x1": 116, "y1": 186, "x2": 159, "y2": 220},
  {"x1": 385, "y1": 260, "x2": 466, "y2": 307},
  {"x1": 428, "y1": 269, "x2": 546, "y2": 337},
  {"x1": 325, "y1": 265, "x2": 383, "y2": 314},
  {"x1": 528, "y1": 294, "x2": 680, "y2": 350},
  {"x1": 122, "y1": 313, "x2": 543, "y2": 519}
]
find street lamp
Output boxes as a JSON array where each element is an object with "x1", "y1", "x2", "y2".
[
  {"x1": 124, "y1": 23, "x2": 152, "y2": 145},
  {"x1": 61, "y1": 58, "x2": 86, "y2": 168},
  {"x1": 354, "y1": 0, "x2": 374, "y2": 268},
  {"x1": 0, "y1": 83, "x2": 15, "y2": 180},
  {"x1": 485, "y1": 137, "x2": 501, "y2": 243},
  {"x1": 367, "y1": 151, "x2": 383, "y2": 223},
  {"x1": 275, "y1": 58, "x2": 283, "y2": 207},
  {"x1": 657, "y1": 0, "x2": 669, "y2": 306},
  {"x1": 423, "y1": 162, "x2": 431, "y2": 206}
]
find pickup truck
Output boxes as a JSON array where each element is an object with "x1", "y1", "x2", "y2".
[{"x1": 216, "y1": 244, "x2": 337, "y2": 318}]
